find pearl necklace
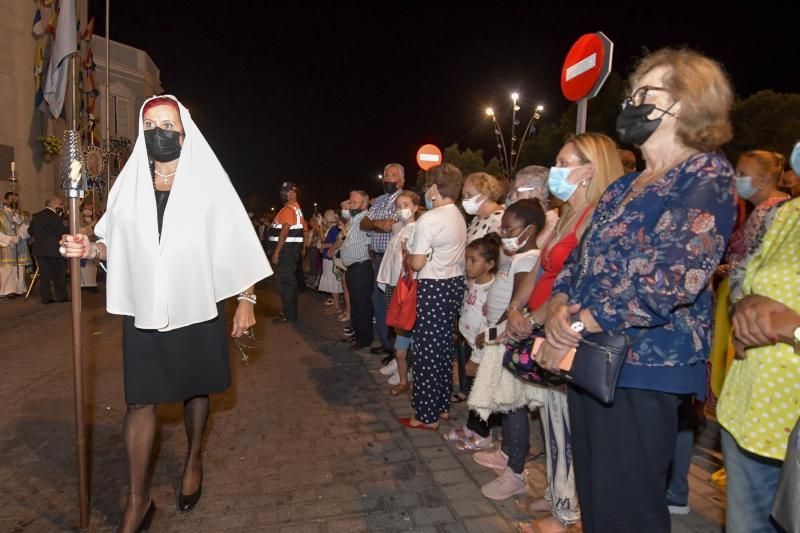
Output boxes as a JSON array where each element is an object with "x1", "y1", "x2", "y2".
[{"x1": 154, "y1": 169, "x2": 177, "y2": 184}]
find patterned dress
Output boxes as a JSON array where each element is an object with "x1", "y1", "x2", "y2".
[{"x1": 718, "y1": 198, "x2": 800, "y2": 460}]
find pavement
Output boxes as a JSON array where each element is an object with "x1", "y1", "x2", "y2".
[{"x1": 0, "y1": 280, "x2": 727, "y2": 532}]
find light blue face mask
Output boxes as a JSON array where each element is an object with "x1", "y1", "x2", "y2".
[
  {"x1": 547, "y1": 166, "x2": 580, "y2": 202},
  {"x1": 735, "y1": 176, "x2": 757, "y2": 200},
  {"x1": 424, "y1": 189, "x2": 434, "y2": 210},
  {"x1": 791, "y1": 142, "x2": 800, "y2": 175}
]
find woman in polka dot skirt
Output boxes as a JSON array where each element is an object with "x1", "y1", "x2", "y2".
[{"x1": 400, "y1": 163, "x2": 467, "y2": 430}]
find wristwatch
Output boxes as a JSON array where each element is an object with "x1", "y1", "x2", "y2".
[
  {"x1": 794, "y1": 326, "x2": 800, "y2": 356},
  {"x1": 569, "y1": 313, "x2": 590, "y2": 338}
]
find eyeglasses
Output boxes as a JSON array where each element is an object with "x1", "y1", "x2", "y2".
[{"x1": 622, "y1": 86, "x2": 672, "y2": 109}]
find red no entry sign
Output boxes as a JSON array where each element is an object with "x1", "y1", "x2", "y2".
[
  {"x1": 561, "y1": 32, "x2": 614, "y2": 102},
  {"x1": 416, "y1": 144, "x2": 442, "y2": 171}
]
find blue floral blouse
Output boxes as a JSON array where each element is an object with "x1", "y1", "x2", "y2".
[{"x1": 553, "y1": 152, "x2": 737, "y2": 380}]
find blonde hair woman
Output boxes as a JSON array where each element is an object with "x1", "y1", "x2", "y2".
[{"x1": 482, "y1": 132, "x2": 624, "y2": 533}]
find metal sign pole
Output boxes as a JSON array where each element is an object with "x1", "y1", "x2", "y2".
[{"x1": 576, "y1": 98, "x2": 588, "y2": 134}]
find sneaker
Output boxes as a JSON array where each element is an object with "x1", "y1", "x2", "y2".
[
  {"x1": 668, "y1": 503, "x2": 690, "y2": 515},
  {"x1": 480, "y1": 466, "x2": 527, "y2": 500},
  {"x1": 380, "y1": 359, "x2": 398, "y2": 376},
  {"x1": 343, "y1": 326, "x2": 354, "y2": 334},
  {"x1": 473, "y1": 448, "x2": 508, "y2": 471},
  {"x1": 388, "y1": 372, "x2": 400, "y2": 386}
]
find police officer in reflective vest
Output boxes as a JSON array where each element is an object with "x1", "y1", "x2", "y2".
[{"x1": 268, "y1": 182, "x2": 307, "y2": 323}]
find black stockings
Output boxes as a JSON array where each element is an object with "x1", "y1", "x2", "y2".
[
  {"x1": 119, "y1": 403, "x2": 157, "y2": 533},
  {"x1": 117, "y1": 396, "x2": 209, "y2": 531},
  {"x1": 181, "y1": 395, "x2": 210, "y2": 495}
]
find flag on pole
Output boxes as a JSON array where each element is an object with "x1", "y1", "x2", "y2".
[
  {"x1": 42, "y1": 0, "x2": 77, "y2": 118},
  {"x1": 32, "y1": 1, "x2": 45, "y2": 36},
  {"x1": 34, "y1": 38, "x2": 46, "y2": 108}
]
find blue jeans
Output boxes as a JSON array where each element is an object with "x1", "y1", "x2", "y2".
[
  {"x1": 371, "y1": 253, "x2": 393, "y2": 351},
  {"x1": 721, "y1": 428, "x2": 783, "y2": 533}
]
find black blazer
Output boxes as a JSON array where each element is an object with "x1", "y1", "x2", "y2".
[{"x1": 29, "y1": 208, "x2": 66, "y2": 257}]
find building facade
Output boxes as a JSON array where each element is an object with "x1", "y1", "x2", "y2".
[{"x1": 0, "y1": 0, "x2": 162, "y2": 213}]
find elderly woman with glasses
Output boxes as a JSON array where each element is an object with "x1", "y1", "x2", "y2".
[{"x1": 539, "y1": 48, "x2": 738, "y2": 532}]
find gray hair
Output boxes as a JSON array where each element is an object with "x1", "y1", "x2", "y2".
[
  {"x1": 383, "y1": 163, "x2": 405, "y2": 179},
  {"x1": 350, "y1": 190, "x2": 369, "y2": 207},
  {"x1": 45, "y1": 196, "x2": 62, "y2": 208},
  {"x1": 511, "y1": 165, "x2": 549, "y2": 209}
]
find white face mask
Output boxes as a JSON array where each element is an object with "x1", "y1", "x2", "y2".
[
  {"x1": 341, "y1": 209, "x2": 351, "y2": 220},
  {"x1": 461, "y1": 195, "x2": 486, "y2": 215},
  {"x1": 501, "y1": 225, "x2": 531, "y2": 254},
  {"x1": 397, "y1": 208, "x2": 413, "y2": 221}
]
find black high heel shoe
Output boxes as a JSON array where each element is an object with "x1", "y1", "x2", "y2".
[
  {"x1": 177, "y1": 476, "x2": 203, "y2": 512},
  {"x1": 136, "y1": 500, "x2": 156, "y2": 533},
  {"x1": 131, "y1": 500, "x2": 156, "y2": 532}
]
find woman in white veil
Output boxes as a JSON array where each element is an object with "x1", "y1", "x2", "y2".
[{"x1": 62, "y1": 95, "x2": 272, "y2": 532}]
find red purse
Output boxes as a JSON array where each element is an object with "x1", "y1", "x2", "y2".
[{"x1": 386, "y1": 266, "x2": 417, "y2": 331}]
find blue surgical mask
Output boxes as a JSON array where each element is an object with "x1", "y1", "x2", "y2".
[
  {"x1": 424, "y1": 189, "x2": 434, "y2": 210},
  {"x1": 791, "y1": 142, "x2": 800, "y2": 175},
  {"x1": 735, "y1": 176, "x2": 757, "y2": 200},
  {"x1": 547, "y1": 166, "x2": 580, "y2": 202}
]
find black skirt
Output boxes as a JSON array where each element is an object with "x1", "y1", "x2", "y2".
[{"x1": 122, "y1": 300, "x2": 231, "y2": 404}]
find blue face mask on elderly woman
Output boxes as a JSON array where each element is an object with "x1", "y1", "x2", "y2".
[{"x1": 547, "y1": 167, "x2": 580, "y2": 202}]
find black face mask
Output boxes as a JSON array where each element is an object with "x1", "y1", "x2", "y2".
[
  {"x1": 280, "y1": 192, "x2": 289, "y2": 203},
  {"x1": 615, "y1": 102, "x2": 674, "y2": 146},
  {"x1": 144, "y1": 127, "x2": 182, "y2": 162},
  {"x1": 55, "y1": 207, "x2": 64, "y2": 216},
  {"x1": 383, "y1": 182, "x2": 398, "y2": 195}
]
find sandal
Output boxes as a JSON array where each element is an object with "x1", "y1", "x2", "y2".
[
  {"x1": 444, "y1": 425, "x2": 471, "y2": 442},
  {"x1": 390, "y1": 383, "x2": 409, "y2": 396},
  {"x1": 515, "y1": 495, "x2": 551, "y2": 515},
  {"x1": 455, "y1": 434, "x2": 494, "y2": 452},
  {"x1": 516, "y1": 516, "x2": 572, "y2": 533},
  {"x1": 398, "y1": 417, "x2": 438, "y2": 431}
]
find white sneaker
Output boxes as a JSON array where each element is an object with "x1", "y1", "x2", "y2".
[
  {"x1": 380, "y1": 359, "x2": 398, "y2": 375},
  {"x1": 480, "y1": 466, "x2": 527, "y2": 500},
  {"x1": 388, "y1": 372, "x2": 400, "y2": 385},
  {"x1": 473, "y1": 448, "x2": 508, "y2": 471}
]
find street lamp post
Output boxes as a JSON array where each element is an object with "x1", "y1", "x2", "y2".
[{"x1": 484, "y1": 93, "x2": 544, "y2": 178}]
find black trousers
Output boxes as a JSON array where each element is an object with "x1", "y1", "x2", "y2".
[
  {"x1": 568, "y1": 385, "x2": 679, "y2": 533},
  {"x1": 275, "y1": 243, "x2": 302, "y2": 320},
  {"x1": 345, "y1": 260, "x2": 373, "y2": 346},
  {"x1": 37, "y1": 255, "x2": 67, "y2": 303}
]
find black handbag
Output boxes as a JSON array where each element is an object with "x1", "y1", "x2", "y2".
[{"x1": 560, "y1": 330, "x2": 643, "y2": 404}]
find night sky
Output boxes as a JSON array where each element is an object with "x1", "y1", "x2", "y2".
[{"x1": 87, "y1": 1, "x2": 797, "y2": 211}]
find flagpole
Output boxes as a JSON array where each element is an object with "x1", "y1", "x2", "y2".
[
  {"x1": 69, "y1": 43, "x2": 90, "y2": 533},
  {"x1": 104, "y1": 0, "x2": 110, "y2": 209}
]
